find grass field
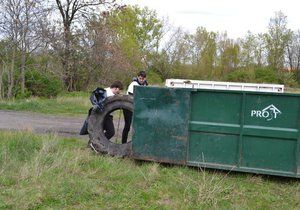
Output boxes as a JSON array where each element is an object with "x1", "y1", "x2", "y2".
[
  {"x1": 0, "y1": 131, "x2": 299, "y2": 209},
  {"x1": 0, "y1": 92, "x2": 90, "y2": 116}
]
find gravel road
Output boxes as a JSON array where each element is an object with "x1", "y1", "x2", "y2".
[{"x1": 0, "y1": 110, "x2": 87, "y2": 138}]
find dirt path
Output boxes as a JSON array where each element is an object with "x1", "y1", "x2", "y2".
[{"x1": 0, "y1": 110, "x2": 87, "y2": 138}]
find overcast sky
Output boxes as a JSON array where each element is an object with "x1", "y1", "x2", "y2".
[{"x1": 122, "y1": 0, "x2": 300, "y2": 39}]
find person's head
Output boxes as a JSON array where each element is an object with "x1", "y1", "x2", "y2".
[
  {"x1": 110, "y1": 80, "x2": 123, "y2": 94},
  {"x1": 137, "y1": 71, "x2": 147, "y2": 85}
]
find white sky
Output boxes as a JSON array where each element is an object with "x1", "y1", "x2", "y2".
[{"x1": 122, "y1": 0, "x2": 300, "y2": 39}]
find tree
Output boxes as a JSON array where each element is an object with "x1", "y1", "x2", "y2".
[
  {"x1": 264, "y1": 11, "x2": 292, "y2": 71},
  {"x1": 0, "y1": 0, "x2": 47, "y2": 98},
  {"x1": 0, "y1": 40, "x2": 11, "y2": 99},
  {"x1": 81, "y1": 14, "x2": 132, "y2": 86},
  {"x1": 0, "y1": 0, "x2": 22, "y2": 98},
  {"x1": 19, "y1": 0, "x2": 46, "y2": 95},
  {"x1": 217, "y1": 32, "x2": 240, "y2": 74},
  {"x1": 254, "y1": 33, "x2": 267, "y2": 67},
  {"x1": 152, "y1": 27, "x2": 189, "y2": 80},
  {"x1": 190, "y1": 27, "x2": 217, "y2": 78},
  {"x1": 239, "y1": 32, "x2": 256, "y2": 67},
  {"x1": 286, "y1": 30, "x2": 300, "y2": 80},
  {"x1": 54, "y1": 0, "x2": 118, "y2": 91},
  {"x1": 107, "y1": 5, "x2": 164, "y2": 73},
  {"x1": 239, "y1": 32, "x2": 269, "y2": 69}
]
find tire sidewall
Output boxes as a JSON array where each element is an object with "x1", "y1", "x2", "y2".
[{"x1": 88, "y1": 95, "x2": 133, "y2": 156}]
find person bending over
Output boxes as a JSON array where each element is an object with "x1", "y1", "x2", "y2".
[{"x1": 103, "y1": 81, "x2": 123, "y2": 139}]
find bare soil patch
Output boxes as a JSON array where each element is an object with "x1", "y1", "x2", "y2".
[{"x1": 0, "y1": 110, "x2": 86, "y2": 138}]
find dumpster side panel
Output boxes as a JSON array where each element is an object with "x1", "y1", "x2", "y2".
[
  {"x1": 242, "y1": 137, "x2": 296, "y2": 172},
  {"x1": 189, "y1": 133, "x2": 239, "y2": 166},
  {"x1": 132, "y1": 87, "x2": 190, "y2": 164},
  {"x1": 132, "y1": 86, "x2": 300, "y2": 178},
  {"x1": 187, "y1": 90, "x2": 300, "y2": 178},
  {"x1": 190, "y1": 91, "x2": 242, "y2": 124},
  {"x1": 241, "y1": 94, "x2": 299, "y2": 173},
  {"x1": 188, "y1": 92, "x2": 242, "y2": 167},
  {"x1": 244, "y1": 94, "x2": 299, "y2": 128}
]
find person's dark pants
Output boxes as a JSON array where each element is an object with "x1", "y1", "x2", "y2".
[
  {"x1": 104, "y1": 115, "x2": 115, "y2": 139},
  {"x1": 122, "y1": 109, "x2": 133, "y2": 143}
]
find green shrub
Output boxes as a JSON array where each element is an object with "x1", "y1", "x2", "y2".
[
  {"x1": 25, "y1": 69, "x2": 62, "y2": 98},
  {"x1": 147, "y1": 70, "x2": 163, "y2": 85},
  {"x1": 254, "y1": 67, "x2": 278, "y2": 83},
  {"x1": 15, "y1": 89, "x2": 32, "y2": 99},
  {"x1": 225, "y1": 69, "x2": 254, "y2": 82},
  {"x1": 172, "y1": 65, "x2": 195, "y2": 80},
  {"x1": 277, "y1": 71, "x2": 298, "y2": 87}
]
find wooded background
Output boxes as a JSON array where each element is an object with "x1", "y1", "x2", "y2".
[{"x1": 0, "y1": 0, "x2": 299, "y2": 99}]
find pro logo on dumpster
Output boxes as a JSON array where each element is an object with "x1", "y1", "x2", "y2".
[{"x1": 251, "y1": 104, "x2": 281, "y2": 121}]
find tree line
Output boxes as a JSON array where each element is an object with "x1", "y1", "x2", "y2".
[{"x1": 0, "y1": 0, "x2": 299, "y2": 99}]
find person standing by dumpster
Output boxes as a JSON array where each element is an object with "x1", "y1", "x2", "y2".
[
  {"x1": 122, "y1": 71, "x2": 148, "y2": 143},
  {"x1": 103, "y1": 81, "x2": 124, "y2": 139}
]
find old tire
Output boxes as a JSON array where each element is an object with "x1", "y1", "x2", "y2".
[{"x1": 88, "y1": 95, "x2": 133, "y2": 157}]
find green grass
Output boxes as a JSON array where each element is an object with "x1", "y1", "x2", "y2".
[
  {"x1": 0, "y1": 131, "x2": 299, "y2": 209},
  {"x1": 0, "y1": 92, "x2": 90, "y2": 116}
]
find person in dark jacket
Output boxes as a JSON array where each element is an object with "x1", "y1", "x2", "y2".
[
  {"x1": 80, "y1": 81, "x2": 123, "y2": 139},
  {"x1": 122, "y1": 71, "x2": 148, "y2": 143}
]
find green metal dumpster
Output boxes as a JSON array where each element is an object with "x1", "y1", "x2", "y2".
[{"x1": 132, "y1": 86, "x2": 300, "y2": 178}]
